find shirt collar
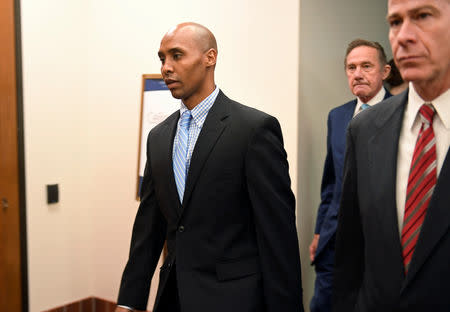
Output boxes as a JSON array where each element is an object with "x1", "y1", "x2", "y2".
[
  {"x1": 407, "y1": 82, "x2": 450, "y2": 130},
  {"x1": 355, "y1": 87, "x2": 386, "y2": 111},
  {"x1": 179, "y1": 86, "x2": 219, "y2": 128}
]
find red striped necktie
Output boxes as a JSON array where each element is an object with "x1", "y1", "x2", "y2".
[{"x1": 401, "y1": 103, "x2": 437, "y2": 273}]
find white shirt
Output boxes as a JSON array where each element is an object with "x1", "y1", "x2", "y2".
[
  {"x1": 353, "y1": 87, "x2": 387, "y2": 117},
  {"x1": 396, "y1": 82, "x2": 450, "y2": 233}
]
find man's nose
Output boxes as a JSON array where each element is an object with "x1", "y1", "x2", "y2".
[
  {"x1": 395, "y1": 19, "x2": 417, "y2": 46},
  {"x1": 353, "y1": 66, "x2": 364, "y2": 78},
  {"x1": 161, "y1": 60, "x2": 173, "y2": 76}
]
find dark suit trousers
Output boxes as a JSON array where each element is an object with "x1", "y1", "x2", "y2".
[
  {"x1": 157, "y1": 265, "x2": 181, "y2": 312},
  {"x1": 310, "y1": 239, "x2": 335, "y2": 312}
]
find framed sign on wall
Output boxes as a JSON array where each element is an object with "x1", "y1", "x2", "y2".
[{"x1": 136, "y1": 74, "x2": 180, "y2": 199}]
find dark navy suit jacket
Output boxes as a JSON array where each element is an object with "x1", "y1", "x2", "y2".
[{"x1": 314, "y1": 90, "x2": 392, "y2": 262}]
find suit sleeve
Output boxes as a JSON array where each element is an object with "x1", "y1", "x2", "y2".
[
  {"x1": 117, "y1": 136, "x2": 167, "y2": 310},
  {"x1": 315, "y1": 112, "x2": 336, "y2": 234},
  {"x1": 332, "y1": 125, "x2": 364, "y2": 312},
  {"x1": 245, "y1": 116, "x2": 304, "y2": 312}
]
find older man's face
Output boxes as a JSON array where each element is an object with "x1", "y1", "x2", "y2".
[
  {"x1": 387, "y1": 0, "x2": 450, "y2": 86},
  {"x1": 345, "y1": 46, "x2": 389, "y2": 103}
]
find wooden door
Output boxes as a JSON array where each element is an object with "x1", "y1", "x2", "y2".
[{"x1": 0, "y1": 0, "x2": 25, "y2": 310}]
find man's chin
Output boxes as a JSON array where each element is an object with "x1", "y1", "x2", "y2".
[
  {"x1": 352, "y1": 85, "x2": 369, "y2": 93},
  {"x1": 353, "y1": 90, "x2": 369, "y2": 99},
  {"x1": 399, "y1": 68, "x2": 429, "y2": 84},
  {"x1": 169, "y1": 89, "x2": 183, "y2": 99}
]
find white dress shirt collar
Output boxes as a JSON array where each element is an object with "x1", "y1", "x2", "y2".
[
  {"x1": 354, "y1": 87, "x2": 386, "y2": 116},
  {"x1": 407, "y1": 82, "x2": 450, "y2": 131}
]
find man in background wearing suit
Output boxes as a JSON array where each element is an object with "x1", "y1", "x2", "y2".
[
  {"x1": 309, "y1": 39, "x2": 391, "y2": 312},
  {"x1": 115, "y1": 22, "x2": 304, "y2": 312},
  {"x1": 334, "y1": 0, "x2": 450, "y2": 311}
]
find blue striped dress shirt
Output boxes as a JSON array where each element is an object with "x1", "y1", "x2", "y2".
[{"x1": 173, "y1": 86, "x2": 220, "y2": 173}]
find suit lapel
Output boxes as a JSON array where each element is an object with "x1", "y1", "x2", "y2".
[
  {"x1": 367, "y1": 93, "x2": 407, "y2": 276},
  {"x1": 404, "y1": 147, "x2": 450, "y2": 287},
  {"x1": 182, "y1": 91, "x2": 230, "y2": 208},
  {"x1": 343, "y1": 100, "x2": 356, "y2": 124},
  {"x1": 339, "y1": 100, "x2": 356, "y2": 154},
  {"x1": 383, "y1": 88, "x2": 392, "y2": 100},
  {"x1": 158, "y1": 112, "x2": 182, "y2": 216}
]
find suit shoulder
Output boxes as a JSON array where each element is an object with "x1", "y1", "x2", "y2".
[
  {"x1": 329, "y1": 99, "x2": 356, "y2": 117},
  {"x1": 372, "y1": 91, "x2": 405, "y2": 112},
  {"x1": 348, "y1": 91, "x2": 406, "y2": 132},
  {"x1": 148, "y1": 110, "x2": 178, "y2": 136},
  {"x1": 218, "y1": 92, "x2": 275, "y2": 126},
  {"x1": 236, "y1": 103, "x2": 272, "y2": 121},
  {"x1": 357, "y1": 91, "x2": 406, "y2": 122}
]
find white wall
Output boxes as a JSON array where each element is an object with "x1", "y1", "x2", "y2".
[
  {"x1": 21, "y1": 0, "x2": 93, "y2": 309},
  {"x1": 298, "y1": 0, "x2": 390, "y2": 309},
  {"x1": 21, "y1": 0, "x2": 300, "y2": 311}
]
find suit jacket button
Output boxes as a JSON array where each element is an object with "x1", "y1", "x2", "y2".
[{"x1": 178, "y1": 225, "x2": 185, "y2": 233}]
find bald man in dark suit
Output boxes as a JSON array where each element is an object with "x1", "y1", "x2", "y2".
[{"x1": 115, "y1": 22, "x2": 304, "y2": 312}]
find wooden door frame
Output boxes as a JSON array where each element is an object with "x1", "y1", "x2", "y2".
[{"x1": 13, "y1": 0, "x2": 28, "y2": 310}]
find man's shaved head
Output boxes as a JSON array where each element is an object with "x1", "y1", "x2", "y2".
[
  {"x1": 166, "y1": 22, "x2": 217, "y2": 53},
  {"x1": 158, "y1": 22, "x2": 218, "y2": 109}
]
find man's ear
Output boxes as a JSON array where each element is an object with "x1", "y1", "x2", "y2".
[
  {"x1": 204, "y1": 48, "x2": 217, "y2": 67},
  {"x1": 382, "y1": 64, "x2": 391, "y2": 80}
]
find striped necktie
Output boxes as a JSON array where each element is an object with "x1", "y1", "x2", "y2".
[
  {"x1": 401, "y1": 103, "x2": 436, "y2": 273},
  {"x1": 173, "y1": 110, "x2": 192, "y2": 202}
]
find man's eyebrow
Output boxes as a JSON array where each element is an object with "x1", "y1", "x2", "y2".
[
  {"x1": 387, "y1": 5, "x2": 439, "y2": 21},
  {"x1": 408, "y1": 5, "x2": 440, "y2": 16},
  {"x1": 158, "y1": 47, "x2": 184, "y2": 57},
  {"x1": 386, "y1": 12, "x2": 400, "y2": 21},
  {"x1": 168, "y1": 47, "x2": 184, "y2": 54}
]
